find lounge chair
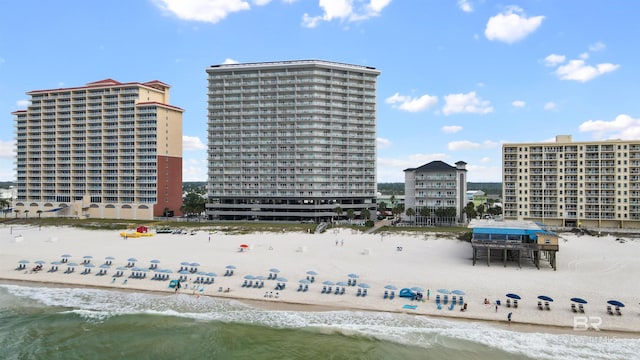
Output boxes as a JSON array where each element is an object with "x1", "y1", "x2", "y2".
[
  {"x1": 615, "y1": 306, "x2": 622, "y2": 316},
  {"x1": 362, "y1": 289, "x2": 368, "y2": 297},
  {"x1": 607, "y1": 305, "x2": 613, "y2": 315},
  {"x1": 259, "y1": 281, "x2": 264, "y2": 288},
  {"x1": 459, "y1": 296, "x2": 464, "y2": 304},
  {"x1": 321, "y1": 286, "x2": 327, "y2": 293},
  {"x1": 267, "y1": 273, "x2": 273, "y2": 280},
  {"x1": 437, "y1": 303, "x2": 442, "y2": 310},
  {"x1": 347, "y1": 279, "x2": 352, "y2": 286},
  {"x1": 452, "y1": 297, "x2": 457, "y2": 306},
  {"x1": 443, "y1": 295, "x2": 449, "y2": 305},
  {"x1": 544, "y1": 301, "x2": 550, "y2": 311},
  {"x1": 435, "y1": 295, "x2": 441, "y2": 304},
  {"x1": 571, "y1": 303, "x2": 577, "y2": 312},
  {"x1": 297, "y1": 284, "x2": 303, "y2": 292},
  {"x1": 579, "y1": 304, "x2": 584, "y2": 313},
  {"x1": 310, "y1": 276, "x2": 315, "y2": 283},
  {"x1": 303, "y1": 284, "x2": 308, "y2": 292},
  {"x1": 340, "y1": 287, "x2": 345, "y2": 295},
  {"x1": 335, "y1": 287, "x2": 340, "y2": 295},
  {"x1": 537, "y1": 301, "x2": 542, "y2": 310},
  {"x1": 506, "y1": 299, "x2": 511, "y2": 308},
  {"x1": 389, "y1": 291, "x2": 395, "y2": 300},
  {"x1": 384, "y1": 291, "x2": 389, "y2": 299},
  {"x1": 242, "y1": 280, "x2": 248, "y2": 287},
  {"x1": 356, "y1": 288, "x2": 362, "y2": 296},
  {"x1": 326, "y1": 286, "x2": 331, "y2": 293},
  {"x1": 514, "y1": 300, "x2": 518, "y2": 308},
  {"x1": 448, "y1": 303, "x2": 454, "y2": 311}
]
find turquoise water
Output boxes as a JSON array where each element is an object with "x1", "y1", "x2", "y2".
[{"x1": 0, "y1": 283, "x2": 637, "y2": 360}]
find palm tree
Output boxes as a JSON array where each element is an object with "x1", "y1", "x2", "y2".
[
  {"x1": 333, "y1": 206, "x2": 343, "y2": 222},
  {"x1": 346, "y1": 209, "x2": 355, "y2": 223},
  {"x1": 37, "y1": 210, "x2": 43, "y2": 219},
  {"x1": 360, "y1": 208, "x2": 371, "y2": 221},
  {"x1": 406, "y1": 207, "x2": 416, "y2": 223},
  {"x1": 24, "y1": 209, "x2": 29, "y2": 219}
]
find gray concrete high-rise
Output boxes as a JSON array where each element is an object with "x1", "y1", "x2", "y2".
[{"x1": 205, "y1": 60, "x2": 380, "y2": 221}]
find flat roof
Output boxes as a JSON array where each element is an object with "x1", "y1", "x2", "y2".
[{"x1": 468, "y1": 219, "x2": 541, "y2": 230}]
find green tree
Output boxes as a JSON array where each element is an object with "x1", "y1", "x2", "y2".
[
  {"x1": 182, "y1": 192, "x2": 205, "y2": 218},
  {"x1": 360, "y1": 208, "x2": 371, "y2": 220},
  {"x1": 334, "y1": 206, "x2": 343, "y2": 221},
  {"x1": 405, "y1": 207, "x2": 415, "y2": 222},
  {"x1": 392, "y1": 204, "x2": 404, "y2": 220},
  {"x1": 419, "y1": 207, "x2": 430, "y2": 217},
  {"x1": 346, "y1": 208, "x2": 355, "y2": 221},
  {"x1": 378, "y1": 202, "x2": 387, "y2": 217},
  {"x1": 0, "y1": 198, "x2": 9, "y2": 209},
  {"x1": 464, "y1": 202, "x2": 477, "y2": 220},
  {"x1": 476, "y1": 204, "x2": 485, "y2": 217}
]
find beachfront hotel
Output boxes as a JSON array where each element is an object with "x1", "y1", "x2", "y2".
[
  {"x1": 403, "y1": 160, "x2": 468, "y2": 225},
  {"x1": 205, "y1": 60, "x2": 380, "y2": 221},
  {"x1": 502, "y1": 135, "x2": 640, "y2": 229},
  {"x1": 12, "y1": 79, "x2": 184, "y2": 220}
]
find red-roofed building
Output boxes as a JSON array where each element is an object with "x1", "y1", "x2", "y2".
[{"x1": 12, "y1": 79, "x2": 184, "y2": 220}]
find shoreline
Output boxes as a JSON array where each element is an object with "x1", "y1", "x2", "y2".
[
  {"x1": 1, "y1": 225, "x2": 639, "y2": 336},
  {"x1": 1, "y1": 277, "x2": 636, "y2": 340}
]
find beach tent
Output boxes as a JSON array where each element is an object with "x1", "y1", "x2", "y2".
[
  {"x1": 399, "y1": 288, "x2": 416, "y2": 298},
  {"x1": 136, "y1": 226, "x2": 148, "y2": 233}
]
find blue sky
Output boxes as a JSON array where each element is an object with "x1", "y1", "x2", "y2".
[{"x1": 1, "y1": 0, "x2": 638, "y2": 183}]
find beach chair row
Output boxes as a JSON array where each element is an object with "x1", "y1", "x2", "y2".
[
  {"x1": 129, "y1": 272, "x2": 147, "y2": 279},
  {"x1": 242, "y1": 280, "x2": 265, "y2": 288},
  {"x1": 356, "y1": 288, "x2": 367, "y2": 297},
  {"x1": 305, "y1": 276, "x2": 316, "y2": 283},
  {"x1": 607, "y1": 305, "x2": 622, "y2": 316},
  {"x1": 347, "y1": 279, "x2": 357, "y2": 286},
  {"x1": 538, "y1": 301, "x2": 551, "y2": 311},
  {"x1": 64, "y1": 268, "x2": 75, "y2": 274},
  {"x1": 274, "y1": 282, "x2": 286, "y2": 290},
  {"x1": 267, "y1": 273, "x2": 279, "y2": 280},
  {"x1": 194, "y1": 276, "x2": 215, "y2": 284},
  {"x1": 297, "y1": 284, "x2": 309, "y2": 292},
  {"x1": 383, "y1": 290, "x2": 396, "y2": 300},
  {"x1": 112, "y1": 270, "x2": 125, "y2": 278},
  {"x1": 321, "y1": 286, "x2": 345, "y2": 295},
  {"x1": 95, "y1": 269, "x2": 108, "y2": 276},
  {"x1": 150, "y1": 273, "x2": 170, "y2": 281},
  {"x1": 48, "y1": 265, "x2": 60, "y2": 273},
  {"x1": 570, "y1": 303, "x2": 585, "y2": 313},
  {"x1": 435, "y1": 295, "x2": 464, "y2": 306},
  {"x1": 224, "y1": 269, "x2": 235, "y2": 276},
  {"x1": 506, "y1": 299, "x2": 519, "y2": 308}
]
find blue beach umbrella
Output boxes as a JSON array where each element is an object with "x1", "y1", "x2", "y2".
[
  {"x1": 18, "y1": 260, "x2": 30, "y2": 264},
  {"x1": 347, "y1": 273, "x2": 359, "y2": 279},
  {"x1": 226, "y1": 265, "x2": 236, "y2": 269},
  {"x1": 571, "y1": 297, "x2": 588, "y2": 304},
  {"x1": 83, "y1": 255, "x2": 93, "y2": 259},
  {"x1": 116, "y1": 266, "x2": 128, "y2": 271},
  {"x1": 299, "y1": 279, "x2": 311, "y2": 284},
  {"x1": 384, "y1": 285, "x2": 398, "y2": 290},
  {"x1": 67, "y1": 262, "x2": 78, "y2": 267},
  {"x1": 506, "y1": 293, "x2": 521, "y2": 300},
  {"x1": 61, "y1": 254, "x2": 72, "y2": 258},
  {"x1": 105, "y1": 256, "x2": 115, "y2": 260},
  {"x1": 190, "y1": 262, "x2": 200, "y2": 267},
  {"x1": 607, "y1": 300, "x2": 625, "y2": 307},
  {"x1": 34, "y1": 260, "x2": 46, "y2": 264},
  {"x1": 162, "y1": 269, "x2": 173, "y2": 273},
  {"x1": 437, "y1": 289, "x2": 451, "y2": 294},
  {"x1": 244, "y1": 275, "x2": 256, "y2": 280},
  {"x1": 322, "y1": 280, "x2": 335, "y2": 286},
  {"x1": 99, "y1": 264, "x2": 110, "y2": 269},
  {"x1": 336, "y1": 281, "x2": 349, "y2": 287},
  {"x1": 150, "y1": 259, "x2": 161, "y2": 264},
  {"x1": 128, "y1": 258, "x2": 138, "y2": 262},
  {"x1": 306, "y1": 270, "x2": 318, "y2": 275},
  {"x1": 452, "y1": 290, "x2": 466, "y2": 295},
  {"x1": 269, "y1": 268, "x2": 280, "y2": 273},
  {"x1": 207, "y1": 272, "x2": 218, "y2": 277},
  {"x1": 276, "y1": 277, "x2": 288, "y2": 283},
  {"x1": 254, "y1": 275, "x2": 266, "y2": 280},
  {"x1": 179, "y1": 270, "x2": 190, "y2": 274},
  {"x1": 538, "y1": 295, "x2": 554, "y2": 302},
  {"x1": 181, "y1": 261, "x2": 191, "y2": 266},
  {"x1": 411, "y1": 287, "x2": 424, "y2": 293},
  {"x1": 51, "y1": 261, "x2": 62, "y2": 265},
  {"x1": 358, "y1": 283, "x2": 371, "y2": 289},
  {"x1": 84, "y1": 263, "x2": 96, "y2": 268}
]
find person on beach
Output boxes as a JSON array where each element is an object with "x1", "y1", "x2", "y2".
[
  {"x1": 495, "y1": 303, "x2": 498, "y2": 312},
  {"x1": 427, "y1": 289, "x2": 430, "y2": 300},
  {"x1": 341, "y1": 239, "x2": 344, "y2": 246},
  {"x1": 507, "y1": 312, "x2": 512, "y2": 326}
]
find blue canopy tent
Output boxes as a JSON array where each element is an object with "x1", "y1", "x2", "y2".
[{"x1": 399, "y1": 288, "x2": 416, "y2": 298}]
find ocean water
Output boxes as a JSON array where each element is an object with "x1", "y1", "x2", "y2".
[{"x1": 0, "y1": 283, "x2": 638, "y2": 360}]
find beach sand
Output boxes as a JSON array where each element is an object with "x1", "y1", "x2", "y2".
[{"x1": 1, "y1": 224, "x2": 639, "y2": 335}]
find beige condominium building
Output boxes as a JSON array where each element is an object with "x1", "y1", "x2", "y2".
[
  {"x1": 12, "y1": 79, "x2": 183, "y2": 220},
  {"x1": 502, "y1": 135, "x2": 640, "y2": 229},
  {"x1": 205, "y1": 60, "x2": 379, "y2": 221}
]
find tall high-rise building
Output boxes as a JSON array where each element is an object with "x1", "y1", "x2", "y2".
[
  {"x1": 205, "y1": 60, "x2": 380, "y2": 221},
  {"x1": 404, "y1": 160, "x2": 468, "y2": 225},
  {"x1": 502, "y1": 135, "x2": 640, "y2": 229},
  {"x1": 12, "y1": 79, "x2": 183, "y2": 220}
]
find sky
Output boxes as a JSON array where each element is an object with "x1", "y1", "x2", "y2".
[{"x1": 1, "y1": 0, "x2": 639, "y2": 183}]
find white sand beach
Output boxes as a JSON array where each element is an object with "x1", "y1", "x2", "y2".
[{"x1": 1, "y1": 224, "x2": 639, "y2": 334}]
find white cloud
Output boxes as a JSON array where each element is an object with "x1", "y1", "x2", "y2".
[
  {"x1": 543, "y1": 54, "x2": 566, "y2": 67},
  {"x1": 465, "y1": 164, "x2": 502, "y2": 182},
  {"x1": 442, "y1": 125, "x2": 463, "y2": 134},
  {"x1": 589, "y1": 41, "x2": 606, "y2": 52},
  {"x1": 447, "y1": 140, "x2": 498, "y2": 151},
  {"x1": 377, "y1": 153, "x2": 449, "y2": 182},
  {"x1": 253, "y1": 0, "x2": 272, "y2": 5},
  {"x1": 442, "y1": 91, "x2": 493, "y2": 115},
  {"x1": 0, "y1": 140, "x2": 16, "y2": 159},
  {"x1": 223, "y1": 58, "x2": 239, "y2": 64},
  {"x1": 385, "y1": 92, "x2": 438, "y2": 112},
  {"x1": 458, "y1": 0, "x2": 473, "y2": 12},
  {"x1": 579, "y1": 114, "x2": 640, "y2": 140},
  {"x1": 544, "y1": 102, "x2": 557, "y2": 111},
  {"x1": 183, "y1": 158, "x2": 208, "y2": 181},
  {"x1": 153, "y1": 0, "x2": 251, "y2": 23},
  {"x1": 183, "y1": 135, "x2": 207, "y2": 150},
  {"x1": 555, "y1": 59, "x2": 620, "y2": 82},
  {"x1": 16, "y1": 100, "x2": 30, "y2": 107},
  {"x1": 377, "y1": 137, "x2": 391, "y2": 149},
  {"x1": 302, "y1": 0, "x2": 392, "y2": 28},
  {"x1": 480, "y1": 157, "x2": 491, "y2": 163},
  {"x1": 579, "y1": 52, "x2": 589, "y2": 60},
  {"x1": 485, "y1": 6, "x2": 544, "y2": 44},
  {"x1": 511, "y1": 100, "x2": 526, "y2": 108}
]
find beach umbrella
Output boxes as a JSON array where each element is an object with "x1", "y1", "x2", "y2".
[
  {"x1": 506, "y1": 293, "x2": 521, "y2": 300},
  {"x1": 306, "y1": 270, "x2": 318, "y2": 276},
  {"x1": 51, "y1": 261, "x2": 62, "y2": 265},
  {"x1": 411, "y1": 287, "x2": 424, "y2": 293},
  {"x1": 254, "y1": 275, "x2": 266, "y2": 280},
  {"x1": 244, "y1": 275, "x2": 256, "y2": 280},
  {"x1": 67, "y1": 262, "x2": 78, "y2": 267},
  {"x1": 128, "y1": 258, "x2": 138, "y2": 262},
  {"x1": 571, "y1": 297, "x2": 588, "y2": 304},
  {"x1": 190, "y1": 262, "x2": 200, "y2": 267},
  {"x1": 226, "y1": 265, "x2": 236, "y2": 269},
  {"x1": 607, "y1": 300, "x2": 625, "y2": 307},
  {"x1": 34, "y1": 260, "x2": 46, "y2": 264},
  {"x1": 336, "y1": 281, "x2": 349, "y2": 287},
  {"x1": 105, "y1": 256, "x2": 115, "y2": 260},
  {"x1": 197, "y1": 271, "x2": 208, "y2": 275},
  {"x1": 181, "y1": 261, "x2": 191, "y2": 266},
  {"x1": 207, "y1": 272, "x2": 217, "y2": 277},
  {"x1": 240, "y1": 244, "x2": 249, "y2": 248},
  {"x1": 269, "y1": 268, "x2": 280, "y2": 273},
  {"x1": 358, "y1": 283, "x2": 371, "y2": 289},
  {"x1": 161, "y1": 269, "x2": 173, "y2": 273},
  {"x1": 347, "y1": 273, "x2": 359, "y2": 278},
  {"x1": 61, "y1": 254, "x2": 72, "y2": 258},
  {"x1": 84, "y1": 263, "x2": 96, "y2": 268},
  {"x1": 99, "y1": 264, "x2": 110, "y2": 269},
  {"x1": 299, "y1": 279, "x2": 311, "y2": 284},
  {"x1": 150, "y1": 259, "x2": 161, "y2": 264},
  {"x1": 116, "y1": 266, "x2": 128, "y2": 270},
  {"x1": 276, "y1": 277, "x2": 288, "y2": 283},
  {"x1": 83, "y1": 255, "x2": 93, "y2": 259},
  {"x1": 18, "y1": 260, "x2": 30, "y2": 264},
  {"x1": 538, "y1": 295, "x2": 554, "y2": 302},
  {"x1": 179, "y1": 270, "x2": 190, "y2": 274},
  {"x1": 384, "y1": 285, "x2": 398, "y2": 290},
  {"x1": 437, "y1": 289, "x2": 451, "y2": 294},
  {"x1": 322, "y1": 280, "x2": 335, "y2": 286},
  {"x1": 452, "y1": 290, "x2": 466, "y2": 295}
]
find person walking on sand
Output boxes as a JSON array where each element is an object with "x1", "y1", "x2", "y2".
[
  {"x1": 427, "y1": 289, "x2": 430, "y2": 300},
  {"x1": 507, "y1": 312, "x2": 512, "y2": 326},
  {"x1": 341, "y1": 239, "x2": 344, "y2": 246}
]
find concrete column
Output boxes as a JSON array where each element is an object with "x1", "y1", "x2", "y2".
[{"x1": 487, "y1": 248, "x2": 490, "y2": 266}]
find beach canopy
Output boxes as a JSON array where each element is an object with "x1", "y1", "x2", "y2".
[
  {"x1": 179, "y1": 270, "x2": 190, "y2": 274},
  {"x1": 452, "y1": 290, "x2": 465, "y2": 295},
  {"x1": 244, "y1": 275, "x2": 256, "y2": 280},
  {"x1": 62, "y1": 254, "x2": 72, "y2": 258},
  {"x1": 306, "y1": 270, "x2": 318, "y2": 275},
  {"x1": 571, "y1": 297, "x2": 588, "y2": 304},
  {"x1": 51, "y1": 261, "x2": 62, "y2": 265},
  {"x1": 276, "y1": 277, "x2": 288, "y2": 282},
  {"x1": 348, "y1": 273, "x2": 359, "y2": 278},
  {"x1": 99, "y1": 264, "x2": 110, "y2": 269},
  {"x1": 506, "y1": 293, "x2": 521, "y2": 300},
  {"x1": 299, "y1": 279, "x2": 311, "y2": 284},
  {"x1": 607, "y1": 300, "x2": 625, "y2": 307},
  {"x1": 358, "y1": 283, "x2": 371, "y2": 289},
  {"x1": 150, "y1": 259, "x2": 161, "y2": 263},
  {"x1": 18, "y1": 260, "x2": 30, "y2": 264},
  {"x1": 105, "y1": 256, "x2": 115, "y2": 260},
  {"x1": 437, "y1": 289, "x2": 451, "y2": 294},
  {"x1": 197, "y1": 271, "x2": 207, "y2": 275},
  {"x1": 336, "y1": 281, "x2": 349, "y2": 287},
  {"x1": 83, "y1": 255, "x2": 93, "y2": 259},
  {"x1": 181, "y1": 261, "x2": 191, "y2": 266},
  {"x1": 67, "y1": 262, "x2": 78, "y2": 267},
  {"x1": 84, "y1": 263, "x2": 96, "y2": 268},
  {"x1": 538, "y1": 295, "x2": 554, "y2": 302},
  {"x1": 384, "y1": 285, "x2": 398, "y2": 290},
  {"x1": 254, "y1": 275, "x2": 265, "y2": 280},
  {"x1": 34, "y1": 260, "x2": 46, "y2": 264},
  {"x1": 226, "y1": 265, "x2": 236, "y2": 269},
  {"x1": 190, "y1": 262, "x2": 200, "y2": 267},
  {"x1": 269, "y1": 268, "x2": 280, "y2": 273},
  {"x1": 240, "y1": 244, "x2": 249, "y2": 248},
  {"x1": 117, "y1": 266, "x2": 128, "y2": 270},
  {"x1": 322, "y1": 280, "x2": 335, "y2": 285},
  {"x1": 207, "y1": 272, "x2": 217, "y2": 277},
  {"x1": 411, "y1": 287, "x2": 424, "y2": 293},
  {"x1": 128, "y1": 258, "x2": 138, "y2": 262}
]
